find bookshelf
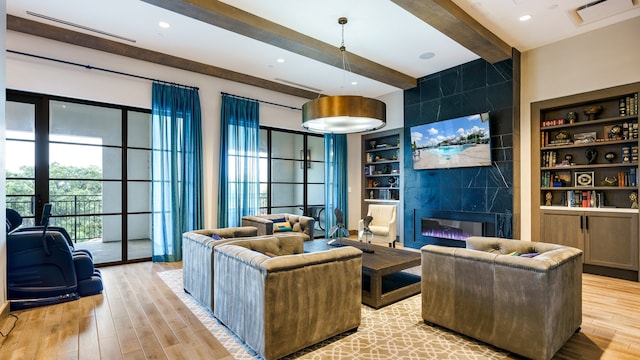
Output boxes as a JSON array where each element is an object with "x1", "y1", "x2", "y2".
[{"x1": 531, "y1": 83, "x2": 640, "y2": 281}]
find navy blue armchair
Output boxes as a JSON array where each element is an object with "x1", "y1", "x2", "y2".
[{"x1": 6, "y1": 207, "x2": 103, "y2": 309}]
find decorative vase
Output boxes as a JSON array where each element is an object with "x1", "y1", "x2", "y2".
[
  {"x1": 585, "y1": 147, "x2": 598, "y2": 164},
  {"x1": 583, "y1": 106, "x2": 603, "y2": 120},
  {"x1": 604, "y1": 152, "x2": 616, "y2": 163}
]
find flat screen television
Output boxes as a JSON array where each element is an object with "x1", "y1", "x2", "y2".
[{"x1": 410, "y1": 112, "x2": 491, "y2": 170}]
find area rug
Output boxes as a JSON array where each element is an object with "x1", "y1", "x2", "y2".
[{"x1": 158, "y1": 269, "x2": 509, "y2": 359}]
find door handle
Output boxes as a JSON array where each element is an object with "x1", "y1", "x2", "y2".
[{"x1": 585, "y1": 215, "x2": 589, "y2": 230}]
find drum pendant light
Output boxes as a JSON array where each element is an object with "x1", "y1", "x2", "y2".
[{"x1": 302, "y1": 17, "x2": 386, "y2": 134}]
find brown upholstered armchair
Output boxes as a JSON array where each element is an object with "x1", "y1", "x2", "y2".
[
  {"x1": 241, "y1": 213, "x2": 315, "y2": 241},
  {"x1": 421, "y1": 236, "x2": 583, "y2": 360}
]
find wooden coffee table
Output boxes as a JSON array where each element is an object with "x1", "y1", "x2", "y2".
[{"x1": 304, "y1": 239, "x2": 421, "y2": 309}]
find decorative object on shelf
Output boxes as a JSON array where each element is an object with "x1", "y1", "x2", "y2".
[
  {"x1": 567, "y1": 111, "x2": 577, "y2": 123},
  {"x1": 383, "y1": 165, "x2": 390, "y2": 173},
  {"x1": 575, "y1": 171, "x2": 595, "y2": 187},
  {"x1": 584, "y1": 147, "x2": 598, "y2": 164},
  {"x1": 555, "y1": 131, "x2": 570, "y2": 141},
  {"x1": 602, "y1": 176, "x2": 618, "y2": 186},
  {"x1": 583, "y1": 105, "x2": 603, "y2": 120},
  {"x1": 630, "y1": 192, "x2": 638, "y2": 209},
  {"x1": 388, "y1": 177, "x2": 396, "y2": 187},
  {"x1": 372, "y1": 180, "x2": 381, "y2": 187},
  {"x1": 604, "y1": 151, "x2": 617, "y2": 163},
  {"x1": 545, "y1": 192, "x2": 552, "y2": 206},
  {"x1": 369, "y1": 140, "x2": 376, "y2": 149},
  {"x1": 607, "y1": 125, "x2": 623, "y2": 139},
  {"x1": 574, "y1": 131, "x2": 596, "y2": 144},
  {"x1": 564, "y1": 154, "x2": 574, "y2": 165},
  {"x1": 301, "y1": 17, "x2": 385, "y2": 134},
  {"x1": 369, "y1": 190, "x2": 374, "y2": 199}
]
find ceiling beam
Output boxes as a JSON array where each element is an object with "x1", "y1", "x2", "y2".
[
  {"x1": 6, "y1": 15, "x2": 320, "y2": 99},
  {"x1": 141, "y1": 0, "x2": 417, "y2": 90},
  {"x1": 391, "y1": 0, "x2": 512, "y2": 63}
]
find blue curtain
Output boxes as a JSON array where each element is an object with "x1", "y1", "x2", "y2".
[
  {"x1": 151, "y1": 82, "x2": 203, "y2": 262},
  {"x1": 218, "y1": 95, "x2": 260, "y2": 227},
  {"x1": 324, "y1": 134, "x2": 348, "y2": 236}
]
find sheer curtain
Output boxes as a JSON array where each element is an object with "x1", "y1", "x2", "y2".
[
  {"x1": 324, "y1": 133, "x2": 348, "y2": 236},
  {"x1": 151, "y1": 82, "x2": 203, "y2": 262},
  {"x1": 218, "y1": 94, "x2": 260, "y2": 227}
]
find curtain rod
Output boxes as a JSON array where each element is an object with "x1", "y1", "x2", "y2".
[
  {"x1": 221, "y1": 92, "x2": 301, "y2": 111},
  {"x1": 7, "y1": 49, "x2": 199, "y2": 90}
]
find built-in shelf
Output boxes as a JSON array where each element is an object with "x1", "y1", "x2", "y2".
[{"x1": 540, "y1": 205, "x2": 638, "y2": 213}]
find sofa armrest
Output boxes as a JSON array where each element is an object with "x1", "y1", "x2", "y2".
[
  {"x1": 226, "y1": 234, "x2": 305, "y2": 257},
  {"x1": 241, "y1": 216, "x2": 274, "y2": 236},
  {"x1": 191, "y1": 226, "x2": 257, "y2": 239}
]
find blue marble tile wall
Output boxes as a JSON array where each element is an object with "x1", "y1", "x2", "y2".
[{"x1": 403, "y1": 58, "x2": 514, "y2": 249}]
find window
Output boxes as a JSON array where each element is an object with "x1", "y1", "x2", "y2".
[{"x1": 259, "y1": 128, "x2": 325, "y2": 236}]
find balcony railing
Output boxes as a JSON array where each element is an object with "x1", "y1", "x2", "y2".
[{"x1": 6, "y1": 194, "x2": 102, "y2": 243}]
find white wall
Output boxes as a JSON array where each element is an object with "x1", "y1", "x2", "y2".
[
  {"x1": 6, "y1": 30, "x2": 404, "y2": 231},
  {"x1": 520, "y1": 16, "x2": 640, "y2": 240}
]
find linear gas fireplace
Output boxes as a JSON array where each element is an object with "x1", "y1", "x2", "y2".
[
  {"x1": 421, "y1": 218, "x2": 483, "y2": 241},
  {"x1": 413, "y1": 210, "x2": 498, "y2": 247}
]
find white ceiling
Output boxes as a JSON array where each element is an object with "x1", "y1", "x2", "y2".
[{"x1": 6, "y1": 0, "x2": 640, "y2": 98}]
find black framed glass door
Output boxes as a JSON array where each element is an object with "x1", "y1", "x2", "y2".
[{"x1": 5, "y1": 90, "x2": 152, "y2": 265}]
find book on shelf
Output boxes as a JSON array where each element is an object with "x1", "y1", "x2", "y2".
[
  {"x1": 619, "y1": 94, "x2": 639, "y2": 116},
  {"x1": 565, "y1": 190, "x2": 599, "y2": 208}
]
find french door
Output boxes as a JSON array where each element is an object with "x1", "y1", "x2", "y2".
[
  {"x1": 5, "y1": 91, "x2": 152, "y2": 265},
  {"x1": 258, "y1": 128, "x2": 326, "y2": 237}
]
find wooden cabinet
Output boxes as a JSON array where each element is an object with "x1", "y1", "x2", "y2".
[
  {"x1": 540, "y1": 210, "x2": 583, "y2": 249},
  {"x1": 541, "y1": 209, "x2": 638, "y2": 271},
  {"x1": 585, "y1": 211, "x2": 638, "y2": 270},
  {"x1": 532, "y1": 83, "x2": 640, "y2": 281}
]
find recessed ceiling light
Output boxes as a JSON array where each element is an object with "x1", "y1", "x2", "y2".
[
  {"x1": 277, "y1": 58, "x2": 285, "y2": 63},
  {"x1": 351, "y1": 81, "x2": 358, "y2": 85},
  {"x1": 519, "y1": 14, "x2": 532, "y2": 21},
  {"x1": 159, "y1": 21, "x2": 170, "y2": 28},
  {"x1": 419, "y1": 52, "x2": 435, "y2": 60}
]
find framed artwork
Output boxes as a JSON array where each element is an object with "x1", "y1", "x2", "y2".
[{"x1": 574, "y1": 171, "x2": 595, "y2": 187}]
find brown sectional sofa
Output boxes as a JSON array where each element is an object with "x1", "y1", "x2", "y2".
[
  {"x1": 421, "y1": 236, "x2": 583, "y2": 360},
  {"x1": 213, "y1": 236, "x2": 362, "y2": 360},
  {"x1": 241, "y1": 213, "x2": 315, "y2": 241}
]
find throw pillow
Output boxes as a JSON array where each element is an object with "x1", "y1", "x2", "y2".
[
  {"x1": 271, "y1": 217, "x2": 292, "y2": 232},
  {"x1": 211, "y1": 233, "x2": 222, "y2": 240},
  {"x1": 520, "y1": 252, "x2": 539, "y2": 258}
]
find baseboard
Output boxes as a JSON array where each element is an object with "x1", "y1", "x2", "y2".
[{"x1": 0, "y1": 300, "x2": 10, "y2": 323}]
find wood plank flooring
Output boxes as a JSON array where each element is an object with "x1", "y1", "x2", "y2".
[
  {"x1": 1, "y1": 261, "x2": 639, "y2": 359},
  {"x1": 0, "y1": 262, "x2": 233, "y2": 360}
]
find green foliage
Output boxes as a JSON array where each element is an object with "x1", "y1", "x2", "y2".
[{"x1": 6, "y1": 162, "x2": 104, "y2": 242}]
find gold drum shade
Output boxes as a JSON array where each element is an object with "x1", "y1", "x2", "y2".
[{"x1": 302, "y1": 95, "x2": 386, "y2": 134}]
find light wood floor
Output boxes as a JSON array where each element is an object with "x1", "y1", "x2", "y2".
[{"x1": 1, "y1": 261, "x2": 640, "y2": 360}]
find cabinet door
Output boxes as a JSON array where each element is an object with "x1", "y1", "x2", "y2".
[
  {"x1": 540, "y1": 210, "x2": 584, "y2": 250},
  {"x1": 585, "y1": 213, "x2": 639, "y2": 270}
]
